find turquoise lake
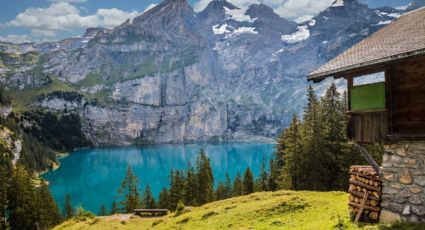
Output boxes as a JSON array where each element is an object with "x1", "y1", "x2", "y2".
[{"x1": 44, "y1": 142, "x2": 275, "y2": 214}]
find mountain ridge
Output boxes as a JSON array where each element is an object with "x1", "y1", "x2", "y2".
[{"x1": 0, "y1": 0, "x2": 413, "y2": 145}]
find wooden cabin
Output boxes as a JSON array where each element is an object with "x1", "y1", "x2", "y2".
[
  {"x1": 308, "y1": 7, "x2": 425, "y2": 144},
  {"x1": 308, "y1": 8, "x2": 425, "y2": 223}
]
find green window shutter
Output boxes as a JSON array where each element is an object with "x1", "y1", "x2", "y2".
[{"x1": 351, "y1": 82, "x2": 386, "y2": 111}]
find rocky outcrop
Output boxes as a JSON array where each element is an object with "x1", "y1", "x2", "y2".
[
  {"x1": 0, "y1": 126, "x2": 22, "y2": 165},
  {"x1": 380, "y1": 142, "x2": 425, "y2": 223}
]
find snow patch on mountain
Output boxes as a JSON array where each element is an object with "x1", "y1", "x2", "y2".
[
  {"x1": 387, "y1": 12, "x2": 401, "y2": 18},
  {"x1": 376, "y1": 20, "x2": 392, "y2": 25},
  {"x1": 233, "y1": 27, "x2": 257, "y2": 34},
  {"x1": 281, "y1": 25, "x2": 310, "y2": 43},
  {"x1": 332, "y1": 0, "x2": 345, "y2": 7},
  {"x1": 213, "y1": 24, "x2": 230, "y2": 34}
]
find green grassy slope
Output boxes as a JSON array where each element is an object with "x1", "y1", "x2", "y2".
[{"x1": 53, "y1": 190, "x2": 425, "y2": 230}]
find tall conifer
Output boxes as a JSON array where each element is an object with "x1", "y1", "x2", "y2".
[
  {"x1": 196, "y1": 149, "x2": 214, "y2": 204},
  {"x1": 142, "y1": 185, "x2": 156, "y2": 209},
  {"x1": 232, "y1": 172, "x2": 243, "y2": 196},
  {"x1": 63, "y1": 194, "x2": 74, "y2": 219},
  {"x1": 117, "y1": 166, "x2": 141, "y2": 213},
  {"x1": 242, "y1": 168, "x2": 254, "y2": 195}
]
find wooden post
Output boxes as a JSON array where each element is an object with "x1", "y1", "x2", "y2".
[
  {"x1": 347, "y1": 75, "x2": 354, "y2": 141},
  {"x1": 385, "y1": 68, "x2": 394, "y2": 136},
  {"x1": 354, "y1": 191, "x2": 369, "y2": 224},
  {"x1": 347, "y1": 75, "x2": 354, "y2": 111}
]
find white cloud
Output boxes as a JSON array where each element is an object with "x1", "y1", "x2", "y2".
[
  {"x1": 194, "y1": 0, "x2": 335, "y2": 21},
  {"x1": 0, "y1": 34, "x2": 32, "y2": 43},
  {"x1": 3, "y1": 2, "x2": 140, "y2": 42},
  {"x1": 275, "y1": 0, "x2": 334, "y2": 20}
]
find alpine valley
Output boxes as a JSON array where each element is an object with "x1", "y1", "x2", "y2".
[{"x1": 0, "y1": 0, "x2": 424, "y2": 146}]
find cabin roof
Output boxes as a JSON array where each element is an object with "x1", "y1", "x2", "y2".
[{"x1": 308, "y1": 7, "x2": 425, "y2": 82}]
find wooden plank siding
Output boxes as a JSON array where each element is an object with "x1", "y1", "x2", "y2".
[
  {"x1": 348, "y1": 110, "x2": 388, "y2": 143},
  {"x1": 392, "y1": 55, "x2": 425, "y2": 136},
  {"x1": 345, "y1": 55, "x2": 425, "y2": 143}
]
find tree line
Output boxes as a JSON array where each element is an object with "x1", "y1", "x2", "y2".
[
  {"x1": 269, "y1": 84, "x2": 383, "y2": 191},
  {"x1": 92, "y1": 149, "x2": 270, "y2": 215},
  {"x1": 0, "y1": 162, "x2": 62, "y2": 230}
]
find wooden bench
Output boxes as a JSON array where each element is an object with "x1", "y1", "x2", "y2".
[{"x1": 134, "y1": 209, "x2": 169, "y2": 217}]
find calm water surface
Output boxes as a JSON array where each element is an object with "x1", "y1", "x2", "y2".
[{"x1": 44, "y1": 142, "x2": 275, "y2": 213}]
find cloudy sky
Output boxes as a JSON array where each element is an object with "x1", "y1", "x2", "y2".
[{"x1": 0, "y1": 0, "x2": 411, "y2": 43}]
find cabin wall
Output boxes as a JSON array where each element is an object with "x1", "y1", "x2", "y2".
[
  {"x1": 392, "y1": 56, "x2": 425, "y2": 136},
  {"x1": 380, "y1": 142, "x2": 425, "y2": 223}
]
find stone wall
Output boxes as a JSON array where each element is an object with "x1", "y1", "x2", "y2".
[{"x1": 380, "y1": 142, "x2": 425, "y2": 223}]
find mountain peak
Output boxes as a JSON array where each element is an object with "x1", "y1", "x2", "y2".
[
  {"x1": 197, "y1": 0, "x2": 239, "y2": 22},
  {"x1": 209, "y1": 0, "x2": 239, "y2": 9}
]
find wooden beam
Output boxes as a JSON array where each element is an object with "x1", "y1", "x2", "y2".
[
  {"x1": 354, "y1": 192, "x2": 369, "y2": 224},
  {"x1": 351, "y1": 142, "x2": 382, "y2": 176},
  {"x1": 347, "y1": 75, "x2": 353, "y2": 111},
  {"x1": 385, "y1": 68, "x2": 395, "y2": 137}
]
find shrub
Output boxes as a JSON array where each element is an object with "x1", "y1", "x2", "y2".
[
  {"x1": 175, "y1": 201, "x2": 186, "y2": 216},
  {"x1": 73, "y1": 206, "x2": 95, "y2": 222}
]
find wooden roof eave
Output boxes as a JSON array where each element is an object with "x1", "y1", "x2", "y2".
[{"x1": 308, "y1": 48, "x2": 425, "y2": 83}]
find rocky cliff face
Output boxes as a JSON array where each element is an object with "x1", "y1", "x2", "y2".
[{"x1": 0, "y1": 0, "x2": 411, "y2": 145}]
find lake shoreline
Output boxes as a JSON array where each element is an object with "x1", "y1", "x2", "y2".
[{"x1": 44, "y1": 142, "x2": 275, "y2": 213}]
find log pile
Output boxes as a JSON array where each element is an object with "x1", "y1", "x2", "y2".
[{"x1": 348, "y1": 165, "x2": 382, "y2": 223}]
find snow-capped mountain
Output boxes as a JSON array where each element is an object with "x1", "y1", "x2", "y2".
[{"x1": 0, "y1": 0, "x2": 416, "y2": 145}]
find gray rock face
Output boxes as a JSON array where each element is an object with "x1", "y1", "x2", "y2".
[{"x1": 0, "y1": 0, "x2": 409, "y2": 145}]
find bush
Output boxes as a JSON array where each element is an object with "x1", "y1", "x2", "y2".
[
  {"x1": 73, "y1": 206, "x2": 95, "y2": 222},
  {"x1": 175, "y1": 201, "x2": 186, "y2": 217}
]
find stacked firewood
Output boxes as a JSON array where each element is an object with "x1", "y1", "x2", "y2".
[{"x1": 348, "y1": 166, "x2": 382, "y2": 222}]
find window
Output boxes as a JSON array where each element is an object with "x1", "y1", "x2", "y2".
[{"x1": 351, "y1": 72, "x2": 385, "y2": 111}]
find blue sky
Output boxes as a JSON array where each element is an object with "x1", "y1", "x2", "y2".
[{"x1": 0, "y1": 0, "x2": 412, "y2": 43}]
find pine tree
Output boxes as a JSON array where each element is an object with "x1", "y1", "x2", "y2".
[
  {"x1": 278, "y1": 115, "x2": 303, "y2": 190},
  {"x1": 141, "y1": 185, "x2": 156, "y2": 209},
  {"x1": 299, "y1": 86, "x2": 329, "y2": 191},
  {"x1": 257, "y1": 156, "x2": 269, "y2": 191},
  {"x1": 224, "y1": 173, "x2": 232, "y2": 199},
  {"x1": 214, "y1": 182, "x2": 226, "y2": 201},
  {"x1": 168, "y1": 170, "x2": 185, "y2": 210},
  {"x1": 268, "y1": 159, "x2": 281, "y2": 191},
  {"x1": 110, "y1": 201, "x2": 118, "y2": 215},
  {"x1": 184, "y1": 161, "x2": 198, "y2": 206},
  {"x1": 99, "y1": 205, "x2": 107, "y2": 216},
  {"x1": 242, "y1": 168, "x2": 254, "y2": 195},
  {"x1": 8, "y1": 165, "x2": 37, "y2": 230},
  {"x1": 35, "y1": 183, "x2": 62, "y2": 229},
  {"x1": 63, "y1": 194, "x2": 74, "y2": 219},
  {"x1": 232, "y1": 172, "x2": 243, "y2": 197},
  {"x1": 196, "y1": 149, "x2": 214, "y2": 205},
  {"x1": 320, "y1": 83, "x2": 351, "y2": 190},
  {"x1": 117, "y1": 166, "x2": 141, "y2": 213},
  {"x1": 0, "y1": 146, "x2": 12, "y2": 229},
  {"x1": 158, "y1": 188, "x2": 169, "y2": 209}
]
